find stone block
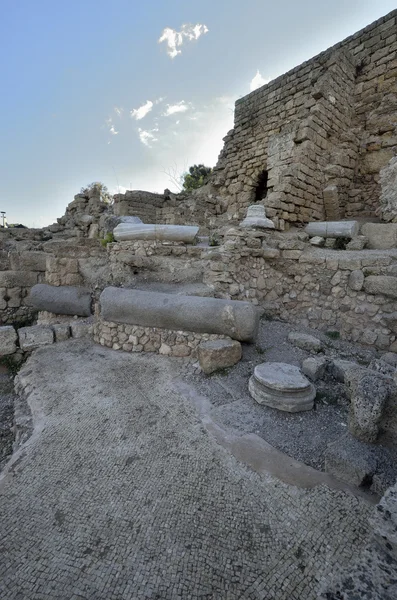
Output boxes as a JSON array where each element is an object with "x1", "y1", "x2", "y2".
[
  {"x1": 0, "y1": 326, "x2": 18, "y2": 356},
  {"x1": 324, "y1": 435, "x2": 377, "y2": 486},
  {"x1": 346, "y1": 236, "x2": 367, "y2": 251},
  {"x1": 18, "y1": 325, "x2": 54, "y2": 351},
  {"x1": 9, "y1": 251, "x2": 48, "y2": 272},
  {"x1": 198, "y1": 339, "x2": 242, "y2": 374},
  {"x1": 0, "y1": 271, "x2": 38, "y2": 288},
  {"x1": 288, "y1": 332, "x2": 322, "y2": 353},
  {"x1": 349, "y1": 372, "x2": 391, "y2": 443},
  {"x1": 380, "y1": 156, "x2": 397, "y2": 223},
  {"x1": 361, "y1": 223, "x2": 397, "y2": 249},
  {"x1": 301, "y1": 356, "x2": 327, "y2": 381},
  {"x1": 52, "y1": 324, "x2": 71, "y2": 342},
  {"x1": 364, "y1": 275, "x2": 397, "y2": 298},
  {"x1": 70, "y1": 322, "x2": 92, "y2": 339},
  {"x1": 348, "y1": 270, "x2": 364, "y2": 291}
]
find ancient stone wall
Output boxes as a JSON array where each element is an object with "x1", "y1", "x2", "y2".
[
  {"x1": 212, "y1": 10, "x2": 397, "y2": 226},
  {"x1": 204, "y1": 228, "x2": 397, "y2": 351}
]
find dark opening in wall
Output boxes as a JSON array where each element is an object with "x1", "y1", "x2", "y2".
[{"x1": 255, "y1": 170, "x2": 269, "y2": 201}]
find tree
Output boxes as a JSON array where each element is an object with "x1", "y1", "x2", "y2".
[
  {"x1": 81, "y1": 182, "x2": 113, "y2": 204},
  {"x1": 182, "y1": 164, "x2": 212, "y2": 192}
]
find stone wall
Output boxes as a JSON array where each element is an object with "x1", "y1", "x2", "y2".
[
  {"x1": 204, "y1": 228, "x2": 397, "y2": 351},
  {"x1": 0, "y1": 249, "x2": 48, "y2": 325},
  {"x1": 112, "y1": 187, "x2": 225, "y2": 232},
  {"x1": 93, "y1": 318, "x2": 228, "y2": 358},
  {"x1": 212, "y1": 10, "x2": 397, "y2": 225}
]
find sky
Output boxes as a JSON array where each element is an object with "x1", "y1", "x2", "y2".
[{"x1": 0, "y1": 0, "x2": 396, "y2": 227}]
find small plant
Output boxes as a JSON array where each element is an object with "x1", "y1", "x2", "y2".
[
  {"x1": 100, "y1": 233, "x2": 115, "y2": 247},
  {"x1": 325, "y1": 330, "x2": 340, "y2": 340},
  {"x1": 255, "y1": 344, "x2": 266, "y2": 355},
  {"x1": 208, "y1": 231, "x2": 220, "y2": 247}
]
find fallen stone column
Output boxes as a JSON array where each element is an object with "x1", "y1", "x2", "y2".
[
  {"x1": 100, "y1": 287, "x2": 259, "y2": 342},
  {"x1": 305, "y1": 221, "x2": 359, "y2": 239},
  {"x1": 29, "y1": 284, "x2": 92, "y2": 317},
  {"x1": 113, "y1": 223, "x2": 199, "y2": 243}
]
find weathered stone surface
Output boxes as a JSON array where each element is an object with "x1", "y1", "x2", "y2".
[
  {"x1": 380, "y1": 156, "x2": 397, "y2": 223},
  {"x1": 381, "y1": 352, "x2": 397, "y2": 368},
  {"x1": 70, "y1": 322, "x2": 92, "y2": 339},
  {"x1": 349, "y1": 373, "x2": 390, "y2": 443},
  {"x1": 361, "y1": 222, "x2": 397, "y2": 249},
  {"x1": 240, "y1": 205, "x2": 275, "y2": 229},
  {"x1": 288, "y1": 332, "x2": 322, "y2": 353},
  {"x1": 309, "y1": 236, "x2": 325, "y2": 247},
  {"x1": 368, "y1": 358, "x2": 395, "y2": 378},
  {"x1": 52, "y1": 324, "x2": 71, "y2": 342},
  {"x1": 100, "y1": 288, "x2": 259, "y2": 342},
  {"x1": 198, "y1": 339, "x2": 242, "y2": 374},
  {"x1": 328, "y1": 359, "x2": 366, "y2": 385},
  {"x1": 101, "y1": 215, "x2": 143, "y2": 235},
  {"x1": 113, "y1": 223, "x2": 199, "y2": 243},
  {"x1": 0, "y1": 271, "x2": 38, "y2": 288},
  {"x1": 0, "y1": 326, "x2": 18, "y2": 356},
  {"x1": 301, "y1": 356, "x2": 327, "y2": 381},
  {"x1": 348, "y1": 270, "x2": 364, "y2": 291},
  {"x1": 364, "y1": 275, "x2": 397, "y2": 298},
  {"x1": 18, "y1": 325, "x2": 54, "y2": 351},
  {"x1": 29, "y1": 284, "x2": 92, "y2": 317},
  {"x1": 305, "y1": 221, "x2": 359, "y2": 239},
  {"x1": 325, "y1": 435, "x2": 377, "y2": 486},
  {"x1": 9, "y1": 251, "x2": 48, "y2": 272},
  {"x1": 346, "y1": 236, "x2": 367, "y2": 251},
  {"x1": 249, "y1": 362, "x2": 316, "y2": 412}
]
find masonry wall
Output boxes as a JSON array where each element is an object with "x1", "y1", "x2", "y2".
[
  {"x1": 204, "y1": 228, "x2": 397, "y2": 351},
  {"x1": 212, "y1": 10, "x2": 397, "y2": 226}
]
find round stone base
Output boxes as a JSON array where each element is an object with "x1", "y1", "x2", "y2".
[{"x1": 249, "y1": 362, "x2": 316, "y2": 413}]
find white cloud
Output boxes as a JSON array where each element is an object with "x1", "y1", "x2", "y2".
[
  {"x1": 109, "y1": 125, "x2": 118, "y2": 135},
  {"x1": 158, "y1": 23, "x2": 209, "y2": 59},
  {"x1": 131, "y1": 100, "x2": 154, "y2": 120},
  {"x1": 163, "y1": 101, "x2": 190, "y2": 117},
  {"x1": 114, "y1": 106, "x2": 123, "y2": 117},
  {"x1": 138, "y1": 128, "x2": 159, "y2": 147},
  {"x1": 250, "y1": 70, "x2": 270, "y2": 92}
]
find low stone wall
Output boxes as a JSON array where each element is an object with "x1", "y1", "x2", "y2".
[
  {"x1": 205, "y1": 228, "x2": 397, "y2": 351},
  {"x1": 0, "y1": 250, "x2": 48, "y2": 325},
  {"x1": 93, "y1": 318, "x2": 229, "y2": 358}
]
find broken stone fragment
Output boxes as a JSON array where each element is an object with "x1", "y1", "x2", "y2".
[
  {"x1": 198, "y1": 339, "x2": 242, "y2": 374},
  {"x1": 0, "y1": 326, "x2": 18, "y2": 356},
  {"x1": 301, "y1": 356, "x2": 327, "y2": 381},
  {"x1": 288, "y1": 332, "x2": 323, "y2": 353}
]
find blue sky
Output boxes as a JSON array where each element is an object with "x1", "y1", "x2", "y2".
[{"x1": 1, "y1": 0, "x2": 396, "y2": 227}]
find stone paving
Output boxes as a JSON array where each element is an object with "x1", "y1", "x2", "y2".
[{"x1": 0, "y1": 340, "x2": 373, "y2": 599}]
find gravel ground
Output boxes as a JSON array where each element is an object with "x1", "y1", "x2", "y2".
[{"x1": 186, "y1": 319, "x2": 397, "y2": 476}]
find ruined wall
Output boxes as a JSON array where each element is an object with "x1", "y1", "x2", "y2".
[
  {"x1": 204, "y1": 228, "x2": 397, "y2": 352},
  {"x1": 112, "y1": 187, "x2": 225, "y2": 231},
  {"x1": 213, "y1": 10, "x2": 397, "y2": 225}
]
